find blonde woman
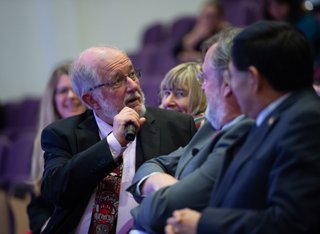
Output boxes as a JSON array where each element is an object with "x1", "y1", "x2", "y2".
[
  {"x1": 27, "y1": 63, "x2": 86, "y2": 234},
  {"x1": 160, "y1": 62, "x2": 207, "y2": 128}
]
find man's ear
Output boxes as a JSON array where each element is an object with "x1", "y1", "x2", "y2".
[
  {"x1": 222, "y1": 70, "x2": 232, "y2": 97},
  {"x1": 248, "y1": 66, "x2": 262, "y2": 94},
  {"x1": 82, "y1": 93, "x2": 100, "y2": 110}
]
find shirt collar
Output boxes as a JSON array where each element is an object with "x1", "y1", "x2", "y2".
[
  {"x1": 93, "y1": 111, "x2": 113, "y2": 139},
  {"x1": 256, "y1": 93, "x2": 291, "y2": 126},
  {"x1": 222, "y1": 114, "x2": 246, "y2": 130}
]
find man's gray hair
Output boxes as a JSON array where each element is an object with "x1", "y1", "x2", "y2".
[
  {"x1": 70, "y1": 46, "x2": 126, "y2": 98},
  {"x1": 212, "y1": 27, "x2": 243, "y2": 73}
]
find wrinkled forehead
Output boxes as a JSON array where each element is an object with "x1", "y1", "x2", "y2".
[
  {"x1": 104, "y1": 49, "x2": 131, "y2": 70},
  {"x1": 100, "y1": 49, "x2": 132, "y2": 79},
  {"x1": 81, "y1": 47, "x2": 133, "y2": 78}
]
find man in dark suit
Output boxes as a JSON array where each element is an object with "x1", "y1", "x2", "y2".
[
  {"x1": 39, "y1": 46, "x2": 196, "y2": 234},
  {"x1": 128, "y1": 28, "x2": 254, "y2": 233},
  {"x1": 166, "y1": 21, "x2": 320, "y2": 234}
]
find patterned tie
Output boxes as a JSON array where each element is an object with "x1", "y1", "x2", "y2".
[{"x1": 89, "y1": 158, "x2": 123, "y2": 234}]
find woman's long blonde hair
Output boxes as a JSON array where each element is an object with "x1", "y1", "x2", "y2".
[{"x1": 30, "y1": 63, "x2": 71, "y2": 186}]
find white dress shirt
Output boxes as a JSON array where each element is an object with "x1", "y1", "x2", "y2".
[{"x1": 75, "y1": 112, "x2": 137, "y2": 233}]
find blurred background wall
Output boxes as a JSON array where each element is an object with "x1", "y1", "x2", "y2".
[{"x1": 0, "y1": 0, "x2": 209, "y2": 102}]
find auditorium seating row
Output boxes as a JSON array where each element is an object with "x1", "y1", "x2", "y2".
[
  {"x1": 0, "y1": 97, "x2": 39, "y2": 194},
  {"x1": 129, "y1": 0, "x2": 265, "y2": 107},
  {"x1": 129, "y1": 15, "x2": 197, "y2": 107}
]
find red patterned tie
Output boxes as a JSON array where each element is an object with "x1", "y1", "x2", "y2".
[{"x1": 89, "y1": 159, "x2": 123, "y2": 234}]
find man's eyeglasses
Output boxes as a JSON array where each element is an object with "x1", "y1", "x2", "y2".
[{"x1": 88, "y1": 69, "x2": 142, "y2": 92}]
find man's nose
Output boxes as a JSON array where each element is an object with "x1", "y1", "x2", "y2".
[{"x1": 126, "y1": 76, "x2": 139, "y2": 91}]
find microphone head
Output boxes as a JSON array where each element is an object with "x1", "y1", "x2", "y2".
[{"x1": 125, "y1": 131, "x2": 135, "y2": 141}]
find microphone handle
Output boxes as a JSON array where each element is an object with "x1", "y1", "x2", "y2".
[{"x1": 125, "y1": 123, "x2": 136, "y2": 141}]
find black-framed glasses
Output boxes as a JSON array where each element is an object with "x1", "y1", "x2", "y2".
[{"x1": 88, "y1": 69, "x2": 142, "y2": 92}]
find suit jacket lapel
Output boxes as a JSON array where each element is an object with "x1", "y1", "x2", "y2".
[
  {"x1": 176, "y1": 130, "x2": 224, "y2": 178},
  {"x1": 211, "y1": 118, "x2": 276, "y2": 206},
  {"x1": 230, "y1": 91, "x2": 301, "y2": 170},
  {"x1": 136, "y1": 111, "x2": 160, "y2": 168},
  {"x1": 214, "y1": 130, "x2": 248, "y2": 190},
  {"x1": 212, "y1": 93, "x2": 300, "y2": 206},
  {"x1": 73, "y1": 110, "x2": 161, "y2": 169}
]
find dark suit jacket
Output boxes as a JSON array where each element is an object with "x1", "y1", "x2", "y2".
[
  {"x1": 129, "y1": 120, "x2": 216, "y2": 202},
  {"x1": 199, "y1": 88, "x2": 320, "y2": 234},
  {"x1": 40, "y1": 107, "x2": 196, "y2": 234},
  {"x1": 27, "y1": 191, "x2": 54, "y2": 234},
  {"x1": 129, "y1": 117, "x2": 254, "y2": 233}
]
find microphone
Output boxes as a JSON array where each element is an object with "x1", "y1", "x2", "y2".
[
  {"x1": 124, "y1": 122, "x2": 136, "y2": 141},
  {"x1": 192, "y1": 148, "x2": 199, "y2": 157}
]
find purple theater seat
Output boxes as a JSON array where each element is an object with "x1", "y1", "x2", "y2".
[
  {"x1": 222, "y1": 0, "x2": 264, "y2": 26},
  {"x1": 153, "y1": 42, "x2": 178, "y2": 77},
  {"x1": 19, "y1": 97, "x2": 40, "y2": 130},
  {"x1": 131, "y1": 45, "x2": 160, "y2": 76},
  {"x1": 0, "y1": 136, "x2": 11, "y2": 185},
  {"x1": 1, "y1": 101, "x2": 21, "y2": 138},
  {"x1": 0, "y1": 97, "x2": 40, "y2": 141},
  {"x1": 2, "y1": 132, "x2": 35, "y2": 188},
  {"x1": 128, "y1": 52, "x2": 140, "y2": 69},
  {"x1": 141, "y1": 75, "x2": 163, "y2": 107},
  {"x1": 169, "y1": 16, "x2": 197, "y2": 42},
  {"x1": 129, "y1": 16, "x2": 196, "y2": 78},
  {"x1": 141, "y1": 22, "x2": 168, "y2": 47}
]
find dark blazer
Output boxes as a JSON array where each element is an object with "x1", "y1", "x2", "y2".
[
  {"x1": 129, "y1": 120, "x2": 216, "y2": 202},
  {"x1": 130, "y1": 117, "x2": 254, "y2": 233},
  {"x1": 198, "y1": 88, "x2": 320, "y2": 234},
  {"x1": 40, "y1": 107, "x2": 196, "y2": 234},
  {"x1": 27, "y1": 191, "x2": 54, "y2": 234}
]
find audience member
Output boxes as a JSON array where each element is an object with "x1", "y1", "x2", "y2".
[
  {"x1": 159, "y1": 62, "x2": 207, "y2": 128},
  {"x1": 27, "y1": 62, "x2": 86, "y2": 234},
  {"x1": 173, "y1": 0, "x2": 230, "y2": 63},
  {"x1": 221, "y1": 0, "x2": 264, "y2": 26},
  {"x1": 264, "y1": 0, "x2": 320, "y2": 62},
  {"x1": 128, "y1": 27, "x2": 254, "y2": 234},
  {"x1": 40, "y1": 46, "x2": 196, "y2": 234},
  {"x1": 166, "y1": 20, "x2": 320, "y2": 234}
]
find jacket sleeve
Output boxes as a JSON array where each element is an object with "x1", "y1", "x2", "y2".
[
  {"x1": 41, "y1": 126, "x2": 116, "y2": 207},
  {"x1": 127, "y1": 147, "x2": 185, "y2": 203}
]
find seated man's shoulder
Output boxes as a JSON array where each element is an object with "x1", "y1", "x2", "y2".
[
  {"x1": 46, "y1": 110, "x2": 92, "y2": 131},
  {"x1": 226, "y1": 117, "x2": 255, "y2": 134},
  {"x1": 146, "y1": 107, "x2": 193, "y2": 120},
  {"x1": 235, "y1": 117, "x2": 255, "y2": 128}
]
